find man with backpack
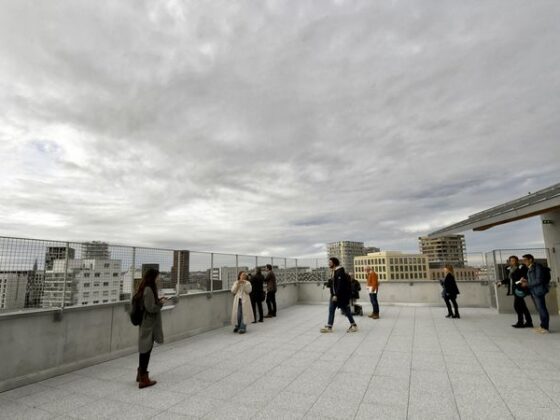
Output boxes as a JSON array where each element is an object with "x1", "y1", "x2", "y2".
[
  {"x1": 521, "y1": 254, "x2": 551, "y2": 334},
  {"x1": 320, "y1": 257, "x2": 358, "y2": 333}
]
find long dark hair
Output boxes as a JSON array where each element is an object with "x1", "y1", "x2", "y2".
[{"x1": 135, "y1": 268, "x2": 159, "y2": 300}]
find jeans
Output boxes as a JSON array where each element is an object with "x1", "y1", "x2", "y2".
[
  {"x1": 237, "y1": 299, "x2": 246, "y2": 331},
  {"x1": 266, "y1": 291, "x2": 277, "y2": 316},
  {"x1": 513, "y1": 295, "x2": 532, "y2": 325},
  {"x1": 251, "y1": 294, "x2": 264, "y2": 321},
  {"x1": 531, "y1": 293, "x2": 549, "y2": 330},
  {"x1": 139, "y1": 349, "x2": 152, "y2": 374},
  {"x1": 444, "y1": 296, "x2": 459, "y2": 316},
  {"x1": 369, "y1": 293, "x2": 379, "y2": 314},
  {"x1": 327, "y1": 300, "x2": 356, "y2": 327}
]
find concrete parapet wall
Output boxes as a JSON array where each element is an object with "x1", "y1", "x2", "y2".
[
  {"x1": 494, "y1": 283, "x2": 558, "y2": 315},
  {"x1": 298, "y1": 280, "x2": 493, "y2": 308},
  {"x1": 0, "y1": 283, "x2": 299, "y2": 392}
]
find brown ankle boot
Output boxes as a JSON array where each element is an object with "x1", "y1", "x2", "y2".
[
  {"x1": 136, "y1": 368, "x2": 141, "y2": 383},
  {"x1": 138, "y1": 372, "x2": 157, "y2": 389},
  {"x1": 372, "y1": 313, "x2": 380, "y2": 319}
]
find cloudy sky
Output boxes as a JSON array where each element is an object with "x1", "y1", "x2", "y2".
[{"x1": 1, "y1": 0, "x2": 559, "y2": 258}]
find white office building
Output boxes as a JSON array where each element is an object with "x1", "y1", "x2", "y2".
[{"x1": 43, "y1": 258, "x2": 122, "y2": 307}]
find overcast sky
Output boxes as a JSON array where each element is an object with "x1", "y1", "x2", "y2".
[{"x1": 1, "y1": 0, "x2": 559, "y2": 258}]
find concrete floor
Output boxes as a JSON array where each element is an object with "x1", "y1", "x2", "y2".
[{"x1": 2, "y1": 304, "x2": 560, "y2": 419}]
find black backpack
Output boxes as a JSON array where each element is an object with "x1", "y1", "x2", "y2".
[
  {"x1": 542, "y1": 265, "x2": 552, "y2": 289},
  {"x1": 129, "y1": 294, "x2": 144, "y2": 326}
]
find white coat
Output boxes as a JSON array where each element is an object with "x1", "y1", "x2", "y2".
[{"x1": 231, "y1": 280, "x2": 254, "y2": 326}]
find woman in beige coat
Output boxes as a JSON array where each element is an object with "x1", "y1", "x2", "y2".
[{"x1": 231, "y1": 271, "x2": 254, "y2": 334}]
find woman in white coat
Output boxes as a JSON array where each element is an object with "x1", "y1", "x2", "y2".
[{"x1": 231, "y1": 271, "x2": 254, "y2": 334}]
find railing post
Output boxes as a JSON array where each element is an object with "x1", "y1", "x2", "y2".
[
  {"x1": 235, "y1": 254, "x2": 239, "y2": 289},
  {"x1": 131, "y1": 247, "x2": 136, "y2": 297},
  {"x1": 210, "y1": 253, "x2": 214, "y2": 293},
  {"x1": 61, "y1": 242, "x2": 70, "y2": 309},
  {"x1": 295, "y1": 259, "x2": 299, "y2": 283}
]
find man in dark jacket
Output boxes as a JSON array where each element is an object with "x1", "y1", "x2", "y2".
[
  {"x1": 521, "y1": 254, "x2": 550, "y2": 333},
  {"x1": 320, "y1": 257, "x2": 358, "y2": 333},
  {"x1": 264, "y1": 264, "x2": 277, "y2": 318},
  {"x1": 500, "y1": 256, "x2": 532, "y2": 328},
  {"x1": 250, "y1": 268, "x2": 265, "y2": 323}
]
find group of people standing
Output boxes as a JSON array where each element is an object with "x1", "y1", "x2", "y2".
[
  {"x1": 499, "y1": 254, "x2": 551, "y2": 333},
  {"x1": 230, "y1": 264, "x2": 278, "y2": 334}
]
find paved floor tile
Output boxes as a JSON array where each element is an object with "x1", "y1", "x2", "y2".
[{"x1": 3, "y1": 305, "x2": 560, "y2": 419}]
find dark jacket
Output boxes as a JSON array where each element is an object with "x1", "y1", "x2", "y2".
[
  {"x1": 330, "y1": 267, "x2": 351, "y2": 308},
  {"x1": 502, "y1": 264, "x2": 528, "y2": 295},
  {"x1": 265, "y1": 271, "x2": 277, "y2": 293},
  {"x1": 441, "y1": 273, "x2": 460, "y2": 299},
  {"x1": 527, "y1": 263, "x2": 548, "y2": 297},
  {"x1": 250, "y1": 273, "x2": 265, "y2": 299}
]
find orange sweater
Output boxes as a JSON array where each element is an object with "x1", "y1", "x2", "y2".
[{"x1": 367, "y1": 272, "x2": 379, "y2": 292}]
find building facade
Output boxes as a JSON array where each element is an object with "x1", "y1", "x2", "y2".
[
  {"x1": 42, "y1": 258, "x2": 122, "y2": 307},
  {"x1": 419, "y1": 235, "x2": 466, "y2": 268},
  {"x1": 429, "y1": 267, "x2": 480, "y2": 281},
  {"x1": 327, "y1": 241, "x2": 365, "y2": 274},
  {"x1": 0, "y1": 272, "x2": 29, "y2": 311},
  {"x1": 354, "y1": 251, "x2": 430, "y2": 282}
]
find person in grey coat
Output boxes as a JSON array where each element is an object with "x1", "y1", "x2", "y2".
[{"x1": 135, "y1": 268, "x2": 166, "y2": 389}]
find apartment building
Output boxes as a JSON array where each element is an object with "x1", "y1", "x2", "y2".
[
  {"x1": 419, "y1": 235, "x2": 466, "y2": 268},
  {"x1": 354, "y1": 251, "x2": 430, "y2": 282},
  {"x1": 327, "y1": 241, "x2": 365, "y2": 274}
]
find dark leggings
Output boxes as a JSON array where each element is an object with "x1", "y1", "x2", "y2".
[
  {"x1": 139, "y1": 349, "x2": 152, "y2": 374},
  {"x1": 444, "y1": 296, "x2": 459, "y2": 316}
]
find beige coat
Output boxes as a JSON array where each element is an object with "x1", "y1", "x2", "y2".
[{"x1": 231, "y1": 280, "x2": 254, "y2": 325}]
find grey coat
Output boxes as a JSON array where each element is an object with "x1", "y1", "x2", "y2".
[{"x1": 138, "y1": 288, "x2": 164, "y2": 353}]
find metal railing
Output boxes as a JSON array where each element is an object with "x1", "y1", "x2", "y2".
[{"x1": 0, "y1": 236, "x2": 298, "y2": 314}]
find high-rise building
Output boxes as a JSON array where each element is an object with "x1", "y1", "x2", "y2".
[
  {"x1": 327, "y1": 241, "x2": 365, "y2": 274},
  {"x1": 364, "y1": 246, "x2": 381, "y2": 254},
  {"x1": 171, "y1": 251, "x2": 190, "y2": 294},
  {"x1": 45, "y1": 246, "x2": 76, "y2": 270},
  {"x1": 82, "y1": 242, "x2": 110, "y2": 260},
  {"x1": 354, "y1": 251, "x2": 430, "y2": 282},
  {"x1": 0, "y1": 271, "x2": 31, "y2": 310},
  {"x1": 419, "y1": 235, "x2": 466, "y2": 268}
]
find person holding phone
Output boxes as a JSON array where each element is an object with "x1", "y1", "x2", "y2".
[
  {"x1": 231, "y1": 271, "x2": 254, "y2": 334},
  {"x1": 135, "y1": 268, "x2": 166, "y2": 389},
  {"x1": 501, "y1": 256, "x2": 532, "y2": 328},
  {"x1": 366, "y1": 266, "x2": 380, "y2": 319}
]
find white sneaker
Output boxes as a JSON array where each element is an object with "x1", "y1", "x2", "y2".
[
  {"x1": 320, "y1": 326, "x2": 333, "y2": 333},
  {"x1": 347, "y1": 325, "x2": 358, "y2": 333}
]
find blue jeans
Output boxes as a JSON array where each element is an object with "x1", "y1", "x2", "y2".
[
  {"x1": 327, "y1": 299, "x2": 355, "y2": 327},
  {"x1": 369, "y1": 293, "x2": 379, "y2": 314},
  {"x1": 237, "y1": 299, "x2": 246, "y2": 331},
  {"x1": 531, "y1": 293, "x2": 549, "y2": 330}
]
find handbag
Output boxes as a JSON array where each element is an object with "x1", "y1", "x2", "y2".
[{"x1": 514, "y1": 287, "x2": 529, "y2": 298}]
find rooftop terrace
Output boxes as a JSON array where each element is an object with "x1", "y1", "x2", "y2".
[{"x1": 2, "y1": 304, "x2": 560, "y2": 419}]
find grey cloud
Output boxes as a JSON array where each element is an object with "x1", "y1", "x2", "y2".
[{"x1": 1, "y1": 0, "x2": 560, "y2": 257}]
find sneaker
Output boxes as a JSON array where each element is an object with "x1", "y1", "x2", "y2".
[
  {"x1": 512, "y1": 323, "x2": 523, "y2": 328},
  {"x1": 320, "y1": 326, "x2": 333, "y2": 333},
  {"x1": 239, "y1": 329, "x2": 246, "y2": 334},
  {"x1": 347, "y1": 325, "x2": 358, "y2": 333},
  {"x1": 452, "y1": 314, "x2": 460, "y2": 319},
  {"x1": 445, "y1": 314, "x2": 453, "y2": 318},
  {"x1": 233, "y1": 327, "x2": 239, "y2": 333},
  {"x1": 535, "y1": 327, "x2": 550, "y2": 334},
  {"x1": 523, "y1": 323, "x2": 533, "y2": 328}
]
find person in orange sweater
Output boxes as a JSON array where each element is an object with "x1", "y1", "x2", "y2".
[{"x1": 366, "y1": 267, "x2": 380, "y2": 319}]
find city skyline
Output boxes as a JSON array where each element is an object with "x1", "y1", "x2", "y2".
[{"x1": 1, "y1": 1, "x2": 559, "y2": 257}]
